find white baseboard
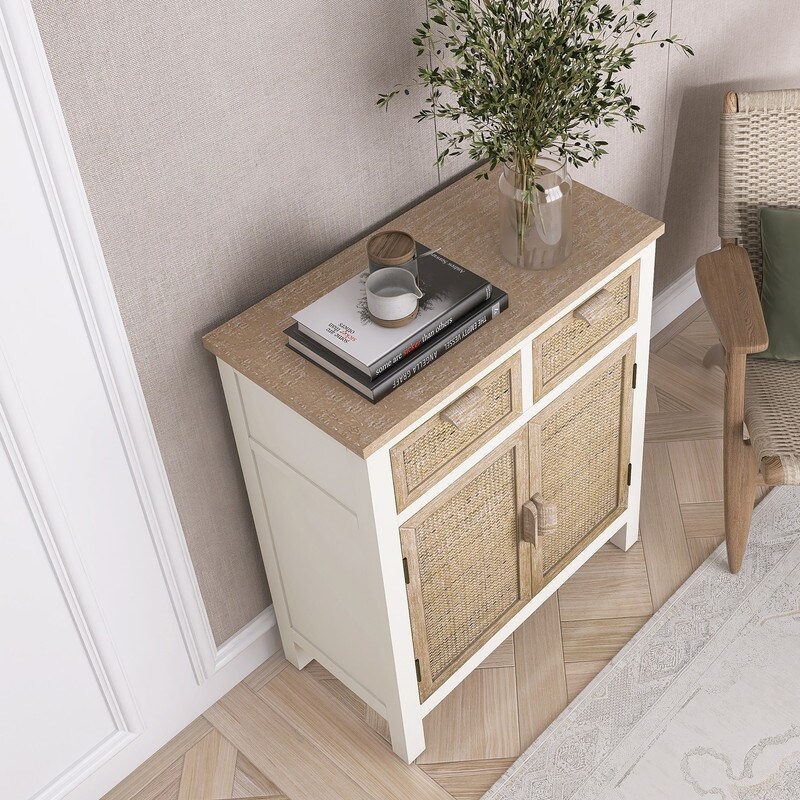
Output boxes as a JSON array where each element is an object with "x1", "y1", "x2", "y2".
[
  {"x1": 650, "y1": 266, "x2": 701, "y2": 339},
  {"x1": 214, "y1": 605, "x2": 280, "y2": 672}
]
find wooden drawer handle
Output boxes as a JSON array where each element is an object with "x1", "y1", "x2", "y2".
[
  {"x1": 574, "y1": 288, "x2": 614, "y2": 325},
  {"x1": 521, "y1": 493, "x2": 558, "y2": 545},
  {"x1": 440, "y1": 386, "x2": 484, "y2": 429}
]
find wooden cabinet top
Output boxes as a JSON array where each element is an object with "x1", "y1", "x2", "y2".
[{"x1": 203, "y1": 166, "x2": 663, "y2": 457}]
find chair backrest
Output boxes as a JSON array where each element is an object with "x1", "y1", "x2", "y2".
[{"x1": 719, "y1": 88, "x2": 800, "y2": 289}]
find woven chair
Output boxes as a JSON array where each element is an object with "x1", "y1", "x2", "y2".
[{"x1": 696, "y1": 89, "x2": 800, "y2": 573}]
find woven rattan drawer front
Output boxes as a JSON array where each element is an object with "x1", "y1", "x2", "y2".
[
  {"x1": 400, "y1": 428, "x2": 531, "y2": 701},
  {"x1": 532, "y1": 261, "x2": 639, "y2": 400},
  {"x1": 390, "y1": 353, "x2": 522, "y2": 512},
  {"x1": 528, "y1": 338, "x2": 635, "y2": 587}
]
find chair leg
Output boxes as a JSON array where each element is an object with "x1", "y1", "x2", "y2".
[
  {"x1": 721, "y1": 352, "x2": 758, "y2": 574},
  {"x1": 724, "y1": 433, "x2": 757, "y2": 574}
]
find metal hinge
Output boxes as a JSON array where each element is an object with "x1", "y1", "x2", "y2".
[
  {"x1": 632, "y1": 362, "x2": 638, "y2": 389},
  {"x1": 402, "y1": 557, "x2": 410, "y2": 584},
  {"x1": 415, "y1": 658, "x2": 422, "y2": 682},
  {"x1": 627, "y1": 463, "x2": 633, "y2": 486}
]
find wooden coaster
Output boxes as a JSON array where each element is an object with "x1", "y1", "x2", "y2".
[{"x1": 369, "y1": 308, "x2": 419, "y2": 328}]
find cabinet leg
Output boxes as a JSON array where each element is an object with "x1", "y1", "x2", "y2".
[
  {"x1": 275, "y1": 624, "x2": 313, "y2": 669},
  {"x1": 610, "y1": 521, "x2": 638, "y2": 551},
  {"x1": 282, "y1": 638, "x2": 313, "y2": 670},
  {"x1": 386, "y1": 700, "x2": 426, "y2": 763}
]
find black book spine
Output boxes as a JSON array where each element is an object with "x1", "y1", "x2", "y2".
[{"x1": 369, "y1": 291, "x2": 509, "y2": 401}]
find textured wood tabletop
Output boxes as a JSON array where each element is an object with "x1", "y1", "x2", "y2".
[{"x1": 203, "y1": 166, "x2": 663, "y2": 457}]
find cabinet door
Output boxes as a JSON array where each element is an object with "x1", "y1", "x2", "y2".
[
  {"x1": 400, "y1": 428, "x2": 531, "y2": 701},
  {"x1": 528, "y1": 338, "x2": 636, "y2": 588}
]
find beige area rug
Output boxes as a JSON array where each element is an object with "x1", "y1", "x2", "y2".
[{"x1": 485, "y1": 486, "x2": 800, "y2": 800}]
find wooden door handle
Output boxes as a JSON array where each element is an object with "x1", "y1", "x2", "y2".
[
  {"x1": 532, "y1": 493, "x2": 558, "y2": 535},
  {"x1": 440, "y1": 386, "x2": 484, "y2": 429},
  {"x1": 521, "y1": 493, "x2": 558, "y2": 545},
  {"x1": 574, "y1": 288, "x2": 614, "y2": 325}
]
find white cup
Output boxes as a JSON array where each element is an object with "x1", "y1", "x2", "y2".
[{"x1": 365, "y1": 268, "x2": 424, "y2": 325}]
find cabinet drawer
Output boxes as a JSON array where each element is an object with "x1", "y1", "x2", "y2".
[
  {"x1": 527, "y1": 339, "x2": 635, "y2": 588},
  {"x1": 390, "y1": 353, "x2": 522, "y2": 512},
  {"x1": 400, "y1": 429, "x2": 531, "y2": 701},
  {"x1": 532, "y1": 261, "x2": 639, "y2": 400}
]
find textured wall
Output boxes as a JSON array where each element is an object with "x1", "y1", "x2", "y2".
[
  {"x1": 30, "y1": 0, "x2": 799, "y2": 643},
  {"x1": 569, "y1": 0, "x2": 672, "y2": 224},
  {"x1": 32, "y1": 0, "x2": 438, "y2": 644}
]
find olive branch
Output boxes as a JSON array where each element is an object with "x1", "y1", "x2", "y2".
[{"x1": 379, "y1": 0, "x2": 692, "y2": 178}]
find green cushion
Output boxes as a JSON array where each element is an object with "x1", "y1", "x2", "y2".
[{"x1": 751, "y1": 207, "x2": 800, "y2": 361}]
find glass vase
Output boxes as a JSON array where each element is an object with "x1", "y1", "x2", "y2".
[{"x1": 498, "y1": 157, "x2": 573, "y2": 270}]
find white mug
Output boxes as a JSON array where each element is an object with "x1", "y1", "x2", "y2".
[{"x1": 365, "y1": 268, "x2": 424, "y2": 325}]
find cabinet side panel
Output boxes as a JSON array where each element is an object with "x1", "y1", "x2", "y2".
[
  {"x1": 218, "y1": 361, "x2": 400, "y2": 712},
  {"x1": 237, "y1": 371, "x2": 358, "y2": 505},
  {"x1": 251, "y1": 444, "x2": 387, "y2": 702}
]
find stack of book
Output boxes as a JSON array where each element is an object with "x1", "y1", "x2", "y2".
[{"x1": 285, "y1": 244, "x2": 508, "y2": 401}]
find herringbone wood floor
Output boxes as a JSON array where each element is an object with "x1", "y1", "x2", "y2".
[{"x1": 106, "y1": 303, "x2": 770, "y2": 800}]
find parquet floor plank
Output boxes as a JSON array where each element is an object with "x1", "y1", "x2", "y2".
[
  {"x1": 204, "y1": 684, "x2": 375, "y2": 800},
  {"x1": 648, "y1": 352, "x2": 723, "y2": 420},
  {"x1": 668, "y1": 439, "x2": 724, "y2": 504},
  {"x1": 130, "y1": 757, "x2": 183, "y2": 800},
  {"x1": 418, "y1": 668, "x2": 520, "y2": 764},
  {"x1": 258, "y1": 667, "x2": 451, "y2": 798},
  {"x1": 688, "y1": 536, "x2": 725, "y2": 570},
  {"x1": 177, "y1": 730, "x2": 237, "y2": 800},
  {"x1": 681, "y1": 502, "x2": 725, "y2": 539},
  {"x1": 644, "y1": 411, "x2": 721, "y2": 442},
  {"x1": 558, "y1": 543, "x2": 652, "y2": 622},
  {"x1": 561, "y1": 616, "x2": 649, "y2": 663},
  {"x1": 230, "y1": 753, "x2": 284, "y2": 798},
  {"x1": 650, "y1": 299, "x2": 705, "y2": 351},
  {"x1": 419, "y1": 759, "x2": 516, "y2": 800},
  {"x1": 640, "y1": 442, "x2": 694, "y2": 609},
  {"x1": 513, "y1": 594, "x2": 568, "y2": 748},
  {"x1": 102, "y1": 719, "x2": 212, "y2": 800},
  {"x1": 565, "y1": 660, "x2": 610, "y2": 702}
]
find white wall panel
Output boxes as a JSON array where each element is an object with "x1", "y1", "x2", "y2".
[{"x1": 0, "y1": 435, "x2": 117, "y2": 800}]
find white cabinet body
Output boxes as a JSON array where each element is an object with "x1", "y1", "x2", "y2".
[{"x1": 217, "y1": 243, "x2": 655, "y2": 761}]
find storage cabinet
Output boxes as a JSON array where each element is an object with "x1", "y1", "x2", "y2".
[{"x1": 204, "y1": 169, "x2": 663, "y2": 762}]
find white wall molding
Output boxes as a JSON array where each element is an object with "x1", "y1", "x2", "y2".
[
  {"x1": 33, "y1": 733, "x2": 134, "y2": 800},
  {"x1": 0, "y1": 386, "x2": 139, "y2": 800},
  {"x1": 0, "y1": 0, "x2": 232, "y2": 681},
  {"x1": 650, "y1": 264, "x2": 703, "y2": 339},
  {"x1": 0, "y1": 385, "x2": 139, "y2": 737}
]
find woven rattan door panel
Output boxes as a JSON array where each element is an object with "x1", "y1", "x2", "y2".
[
  {"x1": 400, "y1": 428, "x2": 531, "y2": 701},
  {"x1": 532, "y1": 261, "x2": 639, "y2": 400},
  {"x1": 390, "y1": 353, "x2": 522, "y2": 512},
  {"x1": 528, "y1": 338, "x2": 635, "y2": 587}
]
